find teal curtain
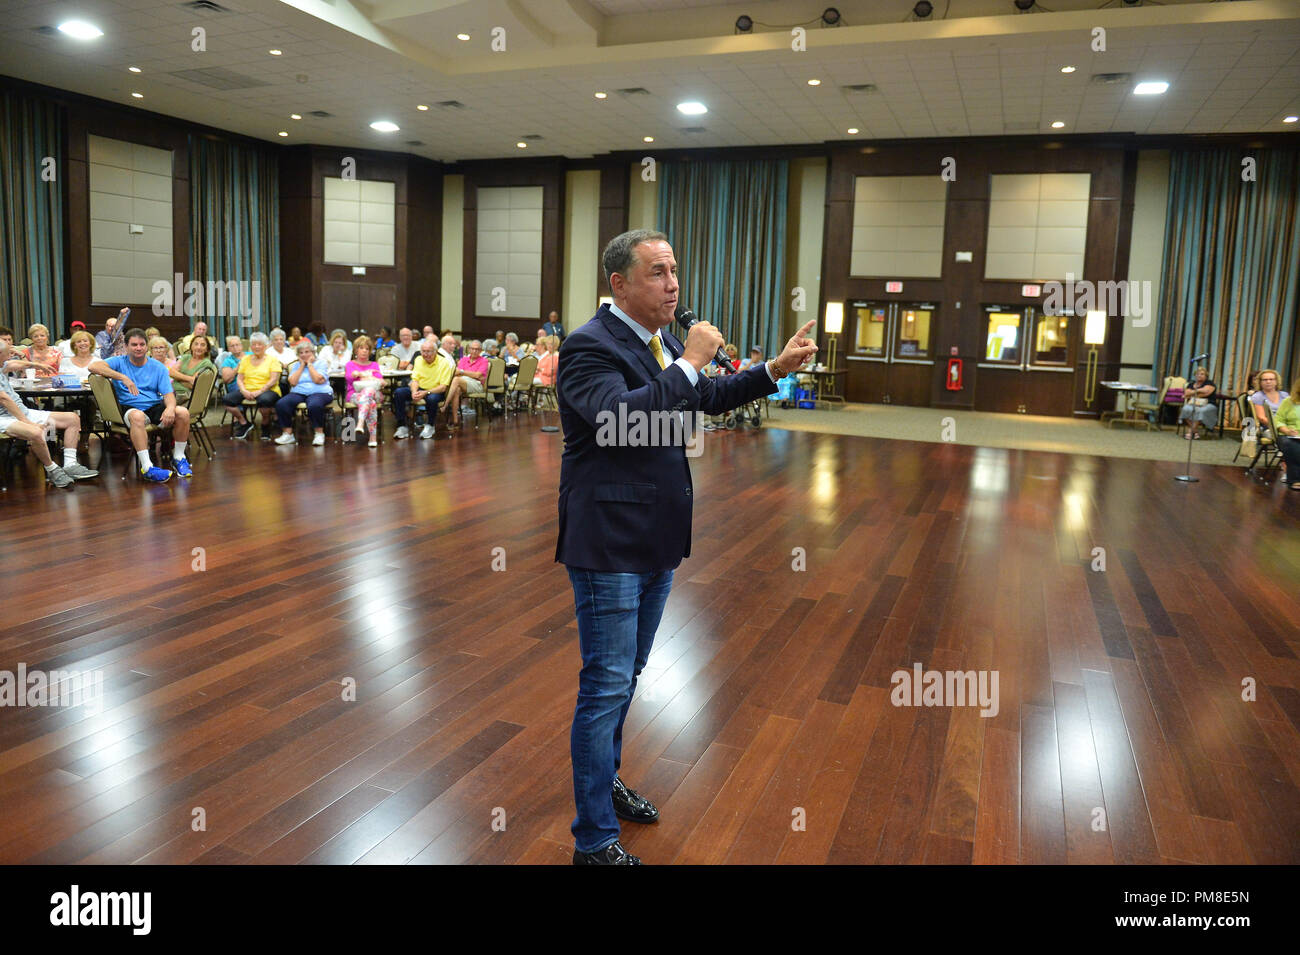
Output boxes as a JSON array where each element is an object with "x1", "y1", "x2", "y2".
[
  {"x1": 656, "y1": 159, "x2": 789, "y2": 359},
  {"x1": 1154, "y1": 149, "x2": 1300, "y2": 406},
  {"x1": 0, "y1": 90, "x2": 64, "y2": 334},
  {"x1": 188, "y1": 135, "x2": 279, "y2": 340}
]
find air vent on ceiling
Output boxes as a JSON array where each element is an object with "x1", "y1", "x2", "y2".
[
  {"x1": 1003, "y1": 122, "x2": 1038, "y2": 133},
  {"x1": 31, "y1": 25, "x2": 56, "y2": 36},
  {"x1": 405, "y1": 140, "x2": 424, "y2": 146},
  {"x1": 1090, "y1": 72, "x2": 1131, "y2": 85},
  {"x1": 435, "y1": 100, "x2": 466, "y2": 110},
  {"x1": 521, "y1": 134, "x2": 543, "y2": 140},
  {"x1": 309, "y1": 110, "x2": 332, "y2": 118},
  {"x1": 616, "y1": 88, "x2": 650, "y2": 97},
  {"x1": 169, "y1": 67, "x2": 269, "y2": 91},
  {"x1": 182, "y1": 0, "x2": 234, "y2": 13},
  {"x1": 842, "y1": 83, "x2": 878, "y2": 94},
  {"x1": 680, "y1": 127, "x2": 708, "y2": 134}
]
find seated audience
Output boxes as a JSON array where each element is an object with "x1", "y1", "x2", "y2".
[
  {"x1": 483, "y1": 339, "x2": 500, "y2": 359},
  {"x1": 322, "y1": 330, "x2": 351, "y2": 371},
  {"x1": 219, "y1": 336, "x2": 245, "y2": 396},
  {"x1": 439, "y1": 334, "x2": 459, "y2": 363},
  {"x1": 1178, "y1": 366, "x2": 1218, "y2": 439},
  {"x1": 274, "y1": 340, "x2": 332, "y2": 446},
  {"x1": 179, "y1": 321, "x2": 218, "y2": 357},
  {"x1": 393, "y1": 338, "x2": 454, "y2": 439},
  {"x1": 421, "y1": 325, "x2": 435, "y2": 340},
  {"x1": 10, "y1": 324, "x2": 62, "y2": 377},
  {"x1": 1274, "y1": 379, "x2": 1300, "y2": 490},
  {"x1": 373, "y1": 326, "x2": 397, "y2": 349},
  {"x1": 141, "y1": 327, "x2": 174, "y2": 359},
  {"x1": 534, "y1": 335, "x2": 558, "y2": 387},
  {"x1": 288, "y1": 326, "x2": 303, "y2": 346},
  {"x1": 266, "y1": 327, "x2": 293, "y2": 365},
  {"x1": 346, "y1": 336, "x2": 383, "y2": 447},
  {"x1": 444, "y1": 340, "x2": 487, "y2": 429},
  {"x1": 0, "y1": 326, "x2": 13, "y2": 349},
  {"x1": 94, "y1": 308, "x2": 128, "y2": 359},
  {"x1": 739, "y1": 346, "x2": 763, "y2": 371},
  {"x1": 724, "y1": 343, "x2": 740, "y2": 370},
  {"x1": 390, "y1": 327, "x2": 419, "y2": 369},
  {"x1": 543, "y1": 310, "x2": 565, "y2": 341},
  {"x1": 173, "y1": 334, "x2": 217, "y2": 404},
  {"x1": 58, "y1": 321, "x2": 88, "y2": 357},
  {"x1": 1250, "y1": 369, "x2": 1289, "y2": 432},
  {"x1": 224, "y1": 331, "x2": 281, "y2": 439},
  {"x1": 89, "y1": 328, "x2": 193, "y2": 482},
  {"x1": 149, "y1": 336, "x2": 180, "y2": 372},
  {"x1": 501, "y1": 332, "x2": 524, "y2": 370},
  {"x1": 0, "y1": 338, "x2": 99, "y2": 486},
  {"x1": 58, "y1": 330, "x2": 99, "y2": 383}
]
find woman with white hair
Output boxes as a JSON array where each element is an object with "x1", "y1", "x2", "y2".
[
  {"x1": 274, "y1": 339, "x2": 333, "y2": 446},
  {"x1": 223, "y1": 331, "x2": 282, "y2": 439},
  {"x1": 266, "y1": 327, "x2": 293, "y2": 365}
]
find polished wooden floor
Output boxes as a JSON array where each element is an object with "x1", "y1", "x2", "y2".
[{"x1": 0, "y1": 412, "x2": 1297, "y2": 864}]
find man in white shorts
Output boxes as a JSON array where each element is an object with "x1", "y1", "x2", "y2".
[{"x1": 0, "y1": 339, "x2": 99, "y2": 487}]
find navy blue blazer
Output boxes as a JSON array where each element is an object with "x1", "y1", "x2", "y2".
[{"x1": 555, "y1": 305, "x2": 778, "y2": 573}]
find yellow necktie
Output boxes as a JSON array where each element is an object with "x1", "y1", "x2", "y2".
[{"x1": 647, "y1": 335, "x2": 666, "y2": 370}]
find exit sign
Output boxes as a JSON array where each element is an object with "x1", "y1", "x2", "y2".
[
  {"x1": 885, "y1": 281, "x2": 903, "y2": 293},
  {"x1": 1022, "y1": 284, "x2": 1041, "y2": 297}
]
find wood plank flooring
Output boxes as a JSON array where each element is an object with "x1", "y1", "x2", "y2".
[{"x1": 0, "y1": 416, "x2": 1297, "y2": 864}]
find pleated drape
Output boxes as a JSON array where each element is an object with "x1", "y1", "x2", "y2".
[
  {"x1": 0, "y1": 90, "x2": 64, "y2": 333},
  {"x1": 656, "y1": 160, "x2": 789, "y2": 360},
  {"x1": 188, "y1": 135, "x2": 280, "y2": 340},
  {"x1": 1154, "y1": 149, "x2": 1300, "y2": 408}
]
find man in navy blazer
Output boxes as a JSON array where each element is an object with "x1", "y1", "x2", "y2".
[{"x1": 557, "y1": 229, "x2": 817, "y2": 864}]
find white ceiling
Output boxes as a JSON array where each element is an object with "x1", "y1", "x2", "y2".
[{"x1": 0, "y1": 0, "x2": 1297, "y2": 161}]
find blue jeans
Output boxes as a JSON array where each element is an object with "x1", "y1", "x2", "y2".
[
  {"x1": 567, "y1": 567, "x2": 673, "y2": 853},
  {"x1": 393, "y1": 386, "x2": 444, "y2": 425}
]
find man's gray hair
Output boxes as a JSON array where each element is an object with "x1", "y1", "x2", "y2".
[{"x1": 602, "y1": 229, "x2": 668, "y2": 284}]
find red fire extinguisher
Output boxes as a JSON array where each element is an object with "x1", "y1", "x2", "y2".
[{"x1": 946, "y1": 357, "x2": 963, "y2": 391}]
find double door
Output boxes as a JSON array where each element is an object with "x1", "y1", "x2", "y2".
[
  {"x1": 974, "y1": 304, "x2": 1076, "y2": 415},
  {"x1": 846, "y1": 301, "x2": 937, "y2": 406}
]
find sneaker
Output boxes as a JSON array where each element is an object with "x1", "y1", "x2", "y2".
[
  {"x1": 312, "y1": 432, "x2": 325, "y2": 446},
  {"x1": 171, "y1": 456, "x2": 193, "y2": 478},
  {"x1": 420, "y1": 424, "x2": 434, "y2": 440},
  {"x1": 140, "y1": 465, "x2": 172, "y2": 483},
  {"x1": 274, "y1": 432, "x2": 296, "y2": 445},
  {"x1": 235, "y1": 422, "x2": 255, "y2": 440},
  {"x1": 62, "y1": 463, "x2": 99, "y2": 480},
  {"x1": 394, "y1": 425, "x2": 410, "y2": 439},
  {"x1": 45, "y1": 466, "x2": 74, "y2": 488}
]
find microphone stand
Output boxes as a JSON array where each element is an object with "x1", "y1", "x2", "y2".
[{"x1": 1174, "y1": 356, "x2": 1201, "y2": 484}]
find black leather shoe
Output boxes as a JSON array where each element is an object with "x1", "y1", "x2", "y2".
[
  {"x1": 612, "y1": 776, "x2": 659, "y2": 824},
  {"x1": 572, "y1": 840, "x2": 641, "y2": 865}
]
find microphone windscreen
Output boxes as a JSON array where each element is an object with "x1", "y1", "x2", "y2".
[{"x1": 675, "y1": 306, "x2": 697, "y2": 327}]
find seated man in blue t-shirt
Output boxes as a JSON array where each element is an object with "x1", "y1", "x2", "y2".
[{"x1": 89, "y1": 327, "x2": 194, "y2": 482}]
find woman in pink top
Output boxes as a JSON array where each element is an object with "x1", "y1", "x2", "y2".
[
  {"x1": 345, "y1": 335, "x2": 384, "y2": 447},
  {"x1": 443, "y1": 339, "x2": 488, "y2": 429},
  {"x1": 533, "y1": 334, "x2": 559, "y2": 387}
]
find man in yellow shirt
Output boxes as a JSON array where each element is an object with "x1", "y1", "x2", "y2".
[{"x1": 393, "y1": 337, "x2": 454, "y2": 439}]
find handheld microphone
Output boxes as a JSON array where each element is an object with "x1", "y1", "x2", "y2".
[{"x1": 674, "y1": 305, "x2": 736, "y2": 372}]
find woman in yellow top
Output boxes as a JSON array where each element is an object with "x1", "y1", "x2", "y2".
[
  {"x1": 222, "y1": 331, "x2": 282, "y2": 439},
  {"x1": 1273, "y1": 377, "x2": 1300, "y2": 489}
]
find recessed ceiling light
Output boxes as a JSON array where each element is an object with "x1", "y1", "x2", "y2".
[
  {"x1": 278, "y1": 131, "x2": 288, "y2": 137},
  {"x1": 676, "y1": 101, "x2": 707, "y2": 115},
  {"x1": 643, "y1": 136, "x2": 654, "y2": 143},
  {"x1": 417, "y1": 104, "x2": 428, "y2": 111},
  {"x1": 131, "y1": 92, "x2": 143, "y2": 99},
  {"x1": 847, "y1": 128, "x2": 859, "y2": 134},
  {"x1": 516, "y1": 141, "x2": 527, "y2": 148},
  {"x1": 1051, "y1": 121, "x2": 1065, "y2": 128},
  {"x1": 290, "y1": 113, "x2": 301, "y2": 120},
  {"x1": 1060, "y1": 66, "x2": 1076, "y2": 74},
  {"x1": 1133, "y1": 81, "x2": 1168, "y2": 95},
  {"x1": 128, "y1": 66, "x2": 142, "y2": 74},
  {"x1": 1284, "y1": 116, "x2": 1298, "y2": 124},
  {"x1": 594, "y1": 92, "x2": 607, "y2": 99},
  {"x1": 268, "y1": 49, "x2": 282, "y2": 56},
  {"x1": 456, "y1": 33, "x2": 470, "y2": 41},
  {"x1": 807, "y1": 79, "x2": 821, "y2": 86},
  {"x1": 57, "y1": 20, "x2": 103, "y2": 40},
  {"x1": 369, "y1": 120, "x2": 400, "y2": 132}
]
